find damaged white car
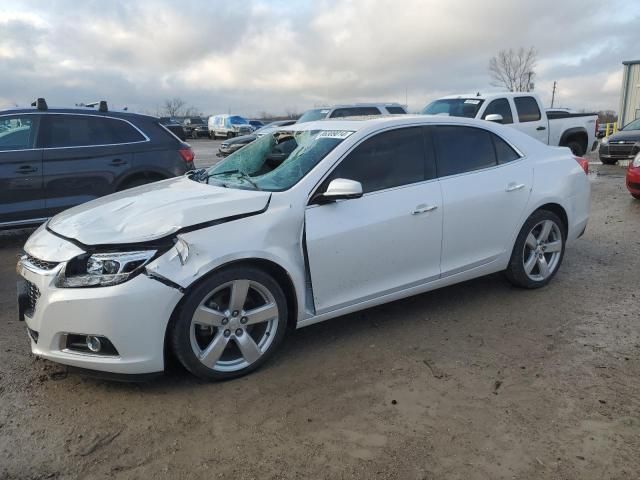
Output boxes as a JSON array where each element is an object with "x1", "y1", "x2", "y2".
[{"x1": 17, "y1": 116, "x2": 590, "y2": 380}]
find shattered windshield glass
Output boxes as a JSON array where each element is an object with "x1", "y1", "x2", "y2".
[{"x1": 204, "y1": 129, "x2": 352, "y2": 191}]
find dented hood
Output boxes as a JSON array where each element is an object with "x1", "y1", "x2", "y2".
[{"x1": 48, "y1": 176, "x2": 271, "y2": 245}]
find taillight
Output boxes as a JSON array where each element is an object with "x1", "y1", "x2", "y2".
[
  {"x1": 179, "y1": 147, "x2": 195, "y2": 164},
  {"x1": 574, "y1": 156, "x2": 588, "y2": 174}
]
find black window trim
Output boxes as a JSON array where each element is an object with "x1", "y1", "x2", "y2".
[
  {"x1": 307, "y1": 123, "x2": 438, "y2": 205},
  {"x1": 431, "y1": 123, "x2": 525, "y2": 180},
  {"x1": 0, "y1": 112, "x2": 150, "y2": 151}
]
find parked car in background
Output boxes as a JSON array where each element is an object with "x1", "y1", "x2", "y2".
[
  {"x1": 17, "y1": 115, "x2": 589, "y2": 380},
  {"x1": 423, "y1": 92, "x2": 598, "y2": 156},
  {"x1": 626, "y1": 153, "x2": 640, "y2": 199},
  {"x1": 183, "y1": 117, "x2": 208, "y2": 139},
  {"x1": 296, "y1": 103, "x2": 407, "y2": 123},
  {"x1": 0, "y1": 99, "x2": 194, "y2": 228},
  {"x1": 599, "y1": 117, "x2": 640, "y2": 165},
  {"x1": 159, "y1": 117, "x2": 187, "y2": 141},
  {"x1": 208, "y1": 114, "x2": 254, "y2": 139},
  {"x1": 217, "y1": 120, "x2": 297, "y2": 157},
  {"x1": 249, "y1": 120, "x2": 265, "y2": 129}
]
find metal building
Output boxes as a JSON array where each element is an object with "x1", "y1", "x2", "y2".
[{"x1": 619, "y1": 60, "x2": 640, "y2": 127}]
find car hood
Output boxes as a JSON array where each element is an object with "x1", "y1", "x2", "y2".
[
  {"x1": 608, "y1": 130, "x2": 640, "y2": 142},
  {"x1": 47, "y1": 176, "x2": 271, "y2": 245},
  {"x1": 223, "y1": 134, "x2": 257, "y2": 145}
]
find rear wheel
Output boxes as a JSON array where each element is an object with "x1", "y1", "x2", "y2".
[
  {"x1": 632, "y1": 194, "x2": 640, "y2": 200},
  {"x1": 170, "y1": 266, "x2": 288, "y2": 380},
  {"x1": 566, "y1": 140, "x2": 584, "y2": 156},
  {"x1": 505, "y1": 210, "x2": 566, "y2": 289}
]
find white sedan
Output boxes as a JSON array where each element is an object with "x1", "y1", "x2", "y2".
[{"x1": 17, "y1": 116, "x2": 590, "y2": 380}]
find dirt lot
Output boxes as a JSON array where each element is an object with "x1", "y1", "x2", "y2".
[{"x1": 1, "y1": 163, "x2": 639, "y2": 480}]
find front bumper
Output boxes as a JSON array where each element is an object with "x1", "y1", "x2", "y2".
[
  {"x1": 18, "y1": 258, "x2": 183, "y2": 375},
  {"x1": 599, "y1": 143, "x2": 639, "y2": 161}
]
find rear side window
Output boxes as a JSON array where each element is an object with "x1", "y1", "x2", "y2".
[
  {"x1": 0, "y1": 115, "x2": 38, "y2": 150},
  {"x1": 327, "y1": 127, "x2": 434, "y2": 193},
  {"x1": 385, "y1": 106, "x2": 407, "y2": 114},
  {"x1": 41, "y1": 115, "x2": 145, "y2": 148},
  {"x1": 514, "y1": 97, "x2": 541, "y2": 122},
  {"x1": 330, "y1": 107, "x2": 382, "y2": 118},
  {"x1": 492, "y1": 134, "x2": 520, "y2": 164},
  {"x1": 482, "y1": 98, "x2": 513, "y2": 124},
  {"x1": 434, "y1": 126, "x2": 496, "y2": 177}
]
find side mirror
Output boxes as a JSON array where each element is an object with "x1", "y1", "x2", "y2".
[
  {"x1": 485, "y1": 114, "x2": 504, "y2": 124},
  {"x1": 318, "y1": 178, "x2": 363, "y2": 203}
]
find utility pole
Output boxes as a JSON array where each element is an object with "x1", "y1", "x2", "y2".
[{"x1": 551, "y1": 81, "x2": 557, "y2": 108}]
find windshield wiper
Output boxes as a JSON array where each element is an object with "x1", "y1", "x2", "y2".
[{"x1": 209, "y1": 169, "x2": 261, "y2": 190}]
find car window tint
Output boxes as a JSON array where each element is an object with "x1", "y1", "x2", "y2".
[
  {"x1": 385, "y1": 106, "x2": 407, "y2": 114},
  {"x1": 0, "y1": 115, "x2": 37, "y2": 150},
  {"x1": 482, "y1": 98, "x2": 513, "y2": 124},
  {"x1": 492, "y1": 134, "x2": 520, "y2": 164},
  {"x1": 514, "y1": 96, "x2": 541, "y2": 122},
  {"x1": 330, "y1": 107, "x2": 382, "y2": 118},
  {"x1": 434, "y1": 126, "x2": 496, "y2": 177},
  {"x1": 42, "y1": 115, "x2": 144, "y2": 148},
  {"x1": 327, "y1": 127, "x2": 432, "y2": 193}
]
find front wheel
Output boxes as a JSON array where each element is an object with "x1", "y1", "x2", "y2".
[
  {"x1": 632, "y1": 194, "x2": 640, "y2": 200},
  {"x1": 170, "y1": 266, "x2": 289, "y2": 380},
  {"x1": 505, "y1": 210, "x2": 566, "y2": 289}
]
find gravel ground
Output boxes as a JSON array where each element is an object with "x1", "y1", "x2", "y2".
[{"x1": 0, "y1": 159, "x2": 639, "y2": 480}]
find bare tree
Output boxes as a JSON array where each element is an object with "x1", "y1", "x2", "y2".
[
  {"x1": 162, "y1": 97, "x2": 187, "y2": 117},
  {"x1": 489, "y1": 47, "x2": 537, "y2": 92}
]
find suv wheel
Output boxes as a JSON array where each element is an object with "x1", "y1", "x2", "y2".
[{"x1": 170, "y1": 266, "x2": 288, "y2": 380}]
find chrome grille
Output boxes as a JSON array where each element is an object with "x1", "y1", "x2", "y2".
[
  {"x1": 25, "y1": 254, "x2": 59, "y2": 271},
  {"x1": 26, "y1": 280, "x2": 40, "y2": 314}
]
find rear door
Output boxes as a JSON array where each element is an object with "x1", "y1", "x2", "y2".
[
  {"x1": 513, "y1": 96, "x2": 548, "y2": 144},
  {"x1": 0, "y1": 114, "x2": 45, "y2": 225},
  {"x1": 433, "y1": 125, "x2": 533, "y2": 276},
  {"x1": 41, "y1": 114, "x2": 144, "y2": 216}
]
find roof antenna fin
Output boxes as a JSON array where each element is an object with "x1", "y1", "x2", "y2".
[
  {"x1": 31, "y1": 98, "x2": 48, "y2": 110},
  {"x1": 98, "y1": 100, "x2": 108, "y2": 112}
]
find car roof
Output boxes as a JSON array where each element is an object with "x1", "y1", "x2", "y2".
[
  {"x1": 0, "y1": 106, "x2": 157, "y2": 121},
  {"x1": 437, "y1": 92, "x2": 537, "y2": 101}
]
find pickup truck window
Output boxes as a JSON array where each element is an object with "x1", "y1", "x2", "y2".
[
  {"x1": 514, "y1": 97, "x2": 542, "y2": 122},
  {"x1": 385, "y1": 106, "x2": 407, "y2": 114},
  {"x1": 422, "y1": 99, "x2": 484, "y2": 118},
  {"x1": 434, "y1": 126, "x2": 496, "y2": 177},
  {"x1": 482, "y1": 98, "x2": 513, "y2": 124}
]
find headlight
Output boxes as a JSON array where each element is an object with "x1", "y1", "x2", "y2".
[
  {"x1": 601, "y1": 136, "x2": 609, "y2": 145},
  {"x1": 56, "y1": 250, "x2": 157, "y2": 288},
  {"x1": 633, "y1": 153, "x2": 640, "y2": 168}
]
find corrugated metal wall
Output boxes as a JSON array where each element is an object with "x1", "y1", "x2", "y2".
[{"x1": 619, "y1": 62, "x2": 640, "y2": 127}]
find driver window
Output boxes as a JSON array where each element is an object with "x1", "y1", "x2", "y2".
[
  {"x1": 325, "y1": 127, "x2": 433, "y2": 194},
  {"x1": 482, "y1": 98, "x2": 513, "y2": 124}
]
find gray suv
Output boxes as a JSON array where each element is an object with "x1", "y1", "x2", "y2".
[{"x1": 0, "y1": 100, "x2": 195, "y2": 228}]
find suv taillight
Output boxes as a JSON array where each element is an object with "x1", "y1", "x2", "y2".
[
  {"x1": 179, "y1": 147, "x2": 195, "y2": 164},
  {"x1": 574, "y1": 156, "x2": 588, "y2": 174}
]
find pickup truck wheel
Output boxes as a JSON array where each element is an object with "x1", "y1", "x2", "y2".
[
  {"x1": 170, "y1": 266, "x2": 288, "y2": 381},
  {"x1": 600, "y1": 158, "x2": 618, "y2": 165},
  {"x1": 505, "y1": 210, "x2": 566, "y2": 289},
  {"x1": 227, "y1": 132, "x2": 234, "y2": 139},
  {"x1": 566, "y1": 140, "x2": 584, "y2": 156}
]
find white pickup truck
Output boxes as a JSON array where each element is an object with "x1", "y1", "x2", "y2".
[{"x1": 422, "y1": 92, "x2": 598, "y2": 156}]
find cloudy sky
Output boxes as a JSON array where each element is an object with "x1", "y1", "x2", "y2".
[{"x1": 1, "y1": 0, "x2": 638, "y2": 117}]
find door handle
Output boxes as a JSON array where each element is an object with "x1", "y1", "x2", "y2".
[
  {"x1": 16, "y1": 166, "x2": 38, "y2": 174},
  {"x1": 412, "y1": 204, "x2": 438, "y2": 215},
  {"x1": 536, "y1": 126, "x2": 546, "y2": 131},
  {"x1": 109, "y1": 159, "x2": 127, "y2": 166},
  {"x1": 506, "y1": 183, "x2": 526, "y2": 192}
]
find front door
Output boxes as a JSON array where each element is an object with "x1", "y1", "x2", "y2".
[
  {"x1": 305, "y1": 126, "x2": 442, "y2": 314},
  {"x1": 0, "y1": 114, "x2": 45, "y2": 225}
]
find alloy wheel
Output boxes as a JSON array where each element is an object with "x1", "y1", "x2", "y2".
[
  {"x1": 522, "y1": 219, "x2": 563, "y2": 282},
  {"x1": 189, "y1": 279, "x2": 279, "y2": 372}
]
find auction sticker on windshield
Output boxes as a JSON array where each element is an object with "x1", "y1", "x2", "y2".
[{"x1": 316, "y1": 130, "x2": 354, "y2": 139}]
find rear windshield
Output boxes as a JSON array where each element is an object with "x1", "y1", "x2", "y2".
[
  {"x1": 296, "y1": 108, "x2": 330, "y2": 123},
  {"x1": 422, "y1": 99, "x2": 484, "y2": 118}
]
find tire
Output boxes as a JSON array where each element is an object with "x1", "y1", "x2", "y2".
[
  {"x1": 209, "y1": 132, "x2": 215, "y2": 139},
  {"x1": 227, "y1": 132, "x2": 234, "y2": 139},
  {"x1": 566, "y1": 140, "x2": 584, "y2": 156},
  {"x1": 170, "y1": 266, "x2": 289, "y2": 381},
  {"x1": 505, "y1": 210, "x2": 566, "y2": 289},
  {"x1": 600, "y1": 158, "x2": 618, "y2": 165},
  {"x1": 632, "y1": 194, "x2": 640, "y2": 200}
]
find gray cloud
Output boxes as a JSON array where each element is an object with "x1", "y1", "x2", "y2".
[{"x1": 0, "y1": 0, "x2": 638, "y2": 116}]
